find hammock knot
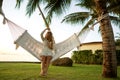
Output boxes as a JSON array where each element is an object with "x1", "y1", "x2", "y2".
[
  {"x1": 97, "y1": 13, "x2": 109, "y2": 21},
  {"x1": 90, "y1": 13, "x2": 109, "y2": 30}
]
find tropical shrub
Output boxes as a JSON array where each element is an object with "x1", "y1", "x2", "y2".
[
  {"x1": 116, "y1": 50, "x2": 120, "y2": 65},
  {"x1": 94, "y1": 50, "x2": 103, "y2": 64},
  {"x1": 72, "y1": 49, "x2": 120, "y2": 65},
  {"x1": 72, "y1": 50, "x2": 93, "y2": 64}
]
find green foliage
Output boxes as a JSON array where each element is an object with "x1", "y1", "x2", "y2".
[
  {"x1": 61, "y1": 12, "x2": 90, "y2": 24},
  {"x1": 72, "y1": 50, "x2": 103, "y2": 64},
  {"x1": 72, "y1": 49, "x2": 120, "y2": 65},
  {"x1": 72, "y1": 50, "x2": 93, "y2": 64},
  {"x1": 15, "y1": 0, "x2": 23, "y2": 8},
  {"x1": 116, "y1": 50, "x2": 120, "y2": 65},
  {"x1": 93, "y1": 50, "x2": 103, "y2": 64},
  {"x1": 45, "y1": 0, "x2": 71, "y2": 24},
  {"x1": 26, "y1": 0, "x2": 40, "y2": 17},
  {"x1": 115, "y1": 39, "x2": 120, "y2": 46}
]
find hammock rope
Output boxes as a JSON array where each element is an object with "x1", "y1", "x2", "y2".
[
  {"x1": 77, "y1": 28, "x2": 91, "y2": 43},
  {"x1": 90, "y1": 13, "x2": 109, "y2": 30},
  {"x1": 5, "y1": 19, "x2": 26, "y2": 41}
]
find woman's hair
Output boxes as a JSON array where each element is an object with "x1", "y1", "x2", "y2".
[
  {"x1": 45, "y1": 31, "x2": 53, "y2": 49},
  {"x1": 45, "y1": 31, "x2": 52, "y2": 41}
]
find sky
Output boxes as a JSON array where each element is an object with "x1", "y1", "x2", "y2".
[{"x1": 0, "y1": 0, "x2": 119, "y2": 62}]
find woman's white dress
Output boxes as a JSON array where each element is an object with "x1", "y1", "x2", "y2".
[{"x1": 40, "y1": 39, "x2": 53, "y2": 56}]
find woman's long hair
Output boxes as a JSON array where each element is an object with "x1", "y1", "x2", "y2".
[{"x1": 45, "y1": 31, "x2": 53, "y2": 49}]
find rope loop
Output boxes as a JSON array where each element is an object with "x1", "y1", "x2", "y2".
[{"x1": 90, "y1": 13, "x2": 109, "y2": 30}]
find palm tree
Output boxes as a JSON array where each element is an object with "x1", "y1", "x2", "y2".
[
  {"x1": 9, "y1": 0, "x2": 120, "y2": 78},
  {"x1": 44, "y1": 0, "x2": 119, "y2": 78}
]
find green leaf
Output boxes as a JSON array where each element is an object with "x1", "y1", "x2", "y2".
[
  {"x1": 15, "y1": 0, "x2": 23, "y2": 8},
  {"x1": 45, "y1": 0, "x2": 71, "y2": 24},
  {"x1": 26, "y1": 0, "x2": 39, "y2": 17},
  {"x1": 61, "y1": 12, "x2": 90, "y2": 24}
]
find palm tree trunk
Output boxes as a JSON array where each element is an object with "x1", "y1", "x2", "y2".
[
  {"x1": 94, "y1": 0, "x2": 117, "y2": 78},
  {"x1": 37, "y1": 5, "x2": 49, "y2": 28}
]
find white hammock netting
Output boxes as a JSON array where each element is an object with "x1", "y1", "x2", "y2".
[{"x1": 5, "y1": 18, "x2": 82, "y2": 62}]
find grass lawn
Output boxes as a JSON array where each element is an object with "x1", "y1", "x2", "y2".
[{"x1": 0, "y1": 62, "x2": 120, "y2": 80}]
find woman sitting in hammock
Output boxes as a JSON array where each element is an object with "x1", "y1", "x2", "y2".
[{"x1": 40, "y1": 28, "x2": 55, "y2": 76}]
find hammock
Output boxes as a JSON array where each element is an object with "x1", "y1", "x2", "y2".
[{"x1": 4, "y1": 18, "x2": 80, "y2": 62}]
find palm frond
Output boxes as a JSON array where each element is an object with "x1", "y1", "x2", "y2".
[
  {"x1": 107, "y1": 0, "x2": 120, "y2": 15},
  {"x1": 110, "y1": 16, "x2": 120, "y2": 29},
  {"x1": 15, "y1": 0, "x2": 23, "y2": 8},
  {"x1": 44, "y1": 0, "x2": 71, "y2": 24},
  {"x1": 76, "y1": 0, "x2": 95, "y2": 11},
  {"x1": 46, "y1": 10, "x2": 53, "y2": 25},
  {"x1": 107, "y1": 0, "x2": 120, "y2": 3},
  {"x1": 61, "y1": 12, "x2": 90, "y2": 24},
  {"x1": 26, "y1": 0, "x2": 39, "y2": 17}
]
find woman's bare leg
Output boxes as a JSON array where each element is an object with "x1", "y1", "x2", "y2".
[
  {"x1": 45, "y1": 56, "x2": 52, "y2": 75},
  {"x1": 40, "y1": 56, "x2": 47, "y2": 76}
]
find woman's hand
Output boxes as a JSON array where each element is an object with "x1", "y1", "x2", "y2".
[{"x1": 47, "y1": 27, "x2": 50, "y2": 30}]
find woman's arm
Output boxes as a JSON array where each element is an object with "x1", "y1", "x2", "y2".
[{"x1": 41, "y1": 28, "x2": 48, "y2": 41}]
